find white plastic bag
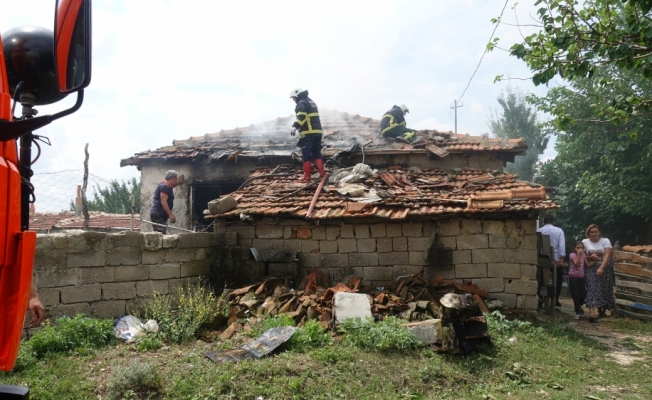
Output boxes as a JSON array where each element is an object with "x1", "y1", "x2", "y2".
[{"x1": 114, "y1": 315, "x2": 159, "y2": 343}]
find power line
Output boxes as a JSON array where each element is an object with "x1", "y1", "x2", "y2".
[{"x1": 457, "y1": 0, "x2": 510, "y2": 103}]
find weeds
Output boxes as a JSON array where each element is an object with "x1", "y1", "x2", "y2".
[
  {"x1": 249, "y1": 314, "x2": 295, "y2": 337},
  {"x1": 338, "y1": 316, "x2": 424, "y2": 352},
  {"x1": 287, "y1": 319, "x2": 331, "y2": 352},
  {"x1": 105, "y1": 360, "x2": 163, "y2": 400},
  {"x1": 135, "y1": 335, "x2": 164, "y2": 352}
]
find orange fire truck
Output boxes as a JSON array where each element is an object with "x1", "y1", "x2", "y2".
[{"x1": 0, "y1": 0, "x2": 92, "y2": 390}]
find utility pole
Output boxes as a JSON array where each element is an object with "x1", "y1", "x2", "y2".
[{"x1": 450, "y1": 100, "x2": 463, "y2": 134}]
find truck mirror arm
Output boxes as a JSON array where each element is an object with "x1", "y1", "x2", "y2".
[{"x1": 0, "y1": 90, "x2": 84, "y2": 142}]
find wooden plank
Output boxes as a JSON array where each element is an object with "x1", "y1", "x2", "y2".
[
  {"x1": 615, "y1": 278, "x2": 652, "y2": 293},
  {"x1": 616, "y1": 308, "x2": 652, "y2": 321},
  {"x1": 472, "y1": 294, "x2": 490, "y2": 314},
  {"x1": 615, "y1": 291, "x2": 652, "y2": 305},
  {"x1": 614, "y1": 262, "x2": 652, "y2": 279},
  {"x1": 614, "y1": 251, "x2": 652, "y2": 265},
  {"x1": 616, "y1": 299, "x2": 652, "y2": 312}
]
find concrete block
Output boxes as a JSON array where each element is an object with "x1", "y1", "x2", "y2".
[
  {"x1": 504, "y1": 279, "x2": 538, "y2": 295},
  {"x1": 178, "y1": 233, "x2": 214, "y2": 248},
  {"x1": 297, "y1": 227, "x2": 312, "y2": 239},
  {"x1": 302, "y1": 240, "x2": 319, "y2": 253},
  {"x1": 340, "y1": 225, "x2": 354, "y2": 238},
  {"x1": 108, "y1": 246, "x2": 142, "y2": 266},
  {"x1": 349, "y1": 253, "x2": 379, "y2": 267},
  {"x1": 377, "y1": 238, "x2": 393, "y2": 253},
  {"x1": 393, "y1": 237, "x2": 408, "y2": 251},
  {"x1": 252, "y1": 239, "x2": 272, "y2": 250},
  {"x1": 180, "y1": 260, "x2": 211, "y2": 277},
  {"x1": 34, "y1": 247, "x2": 66, "y2": 270},
  {"x1": 283, "y1": 227, "x2": 293, "y2": 239},
  {"x1": 268, "y1": 263, "x2": 300, "y2": 277},
  {"x1": 402, "y1": 223, "x2": 423, "y2": 237},
  {"x1": 92, "y1": 300, "x2": 126, "y2": 318},
  {"x1": 370, "y1": 224, "x2": 386, "y2": 238},
  {"x1": 136, "y1": 280, "x2": 169, "y2": 296},
  {"x1": 35, "y1": 269, "x2": 78, "y2": 288},
  {"x1": 108, "y1": 231, "x2": 143, "y2": 249},
  {"x1": 164, "y1": 248, "x2": 197, "y2": 263},
  {"x1": 141, "y1": 250, "x2": 164, "y2": 265},
  {"x1": 284, "y1": 239, "x2": 302, "y2": 253},
  {"x1": 219, "y1": 232, "x2": 238, "y2": 247},
  {"x1": 213, "y1": 220, "x2": 227, "y2": 233},
  {"x1": 354, "y1": 225, "x2": 370, "y2": 239},
  {"x1": 256, "y1": 225, "x2": 284, "y2": 239},
  {"x1": 504, "y1": 249, "x2": 537, "y2": 264},
  {"x1": 521, "y1": 264, "x2": 537, "y2": 280},
  {"x1": 162, "y1": 234, "x2": 180, "y2": 249},
  {"x1": 299, "y1": 253, "x2": 321, "y2": 268},
  {"x1": 521, "y1": 220, "x2": 537, "y2": 234},
  {"x1": 150, "y1": 263, "x2": 181, "y2": 280},
  {"x1": 456, "y1": 235, "x2": 488, "y2": 250},
  {"x1": 473, "y1": 278, "x2": 505, "y2": 292},
  {"x1": 195, "y1": 248, "x2": 208, "y2": 261},
  {"x1": 319, "y1": 240, "x2": 338, "y2": 254},
  {"x1": 440, "y1": 236, "x2": 456, "y2": 249},
  {"x1": 326, "y1": 227, "x2": 340, "y2": 241},
  {"x1": 394, "y1": 265, "x2": 424, "y2": 277},
  {"x1": 230, "y1": 225, "x2": 256, "y2": 239},
  {"x1": 490, "y1": 293, "x2": 516, "y2": 308},
  {"x1": 363, "y1": 267, "x2": 394, "y2": 281},
  {"x1": 61, "y1": 285, "x2": 102, "y2": 305},
  {"x1": 67, "y1": 250, "x2": 107, "y2": 268},
  {"x1": 143, "y1": 232, "x2": 163, "y2": 251},
  {"x1": 242, "y1": 261, "x2": 266, "y2": 277},
  {"x1": 114, "y1": 266, "x2": 149, "y2": 282},
  {"x1": 472, "y1": 249, "x2": 505, "y2": 263},
  {"x1": 424, "y1": 266, "x2": 455, "y2": 280},
  {"x1": 334, "y1": 293, "x2": 372, "y2": 324},
  {"x1": 423, "y1": 222, "x2": 437, "y2": 237},
  {"x1": 386, "y1": 223, "x2": 402, "y2": 237},
  {"x1": 270, "y1": 239, "x2": 285, "y2": 251},
  {"x1": 80, "y1": 266, "x2": 115, "y2": 284},
  {"x1": 102, "y1": 282, "x2": 136, "y2": 300},
  {"x1": 461, "y1": 219, "x2": 482, "y2": 234},
  {"x1": 522, "y1": 235, "x2": 538, "y2": 250},
  {"x1": 237, "y1": 238, "x2": 253, "y2": 247},
  {"x1": 483, "y1": 220, "x2": 506, "y2": 234},
  {"x1": 379, "y1": 252, "x2": 408, "y2": 265},
  {"x1": 48, "y1": 303, "x2": 91, "y2": 319},
  {"x1": 168, "y1": 277, "x2": 200, "y2": 293},
  {"x1": 338, "y1": 239, "x2": 357, "y2": 253},
  {"x1": 312, "y1": 226, "x2": 326, "y2": 240},
  {"x1": 440, "y1": 219, "x2": 460, "y2": 236},
  {"x1": 523, "y1": 295, "x2": 539, "y2": 310},
  {"x1": 408, "y1": 237, "x2": 430, "y2": 251},
  {"x1": 405, "y1": 319, "x2": 443, "y2": 345},
  {"x1": 452, "y1": 250, "x2": 471, "y2": 265},
  {"x1": 39, "y1": 288, "x2": 60, "y2": 306},
  {"x1": 357, "y1": 239, "x2": 376, "y2": 253},
  {"x1": 487, "y1": 263, "x2": 521, "y2": 279},
  {"x1": 208, "y1": 196, "x2": 237, "y2": 215},
  {"x1": 455, "y1": 264, "x2": 487, "y2": 278},
  {"x1": 409, "y1": 252, "x2": 427, "y2": 265},
  {"x1": 320, "y1": 254, "x2": 349, "y2": 268}
]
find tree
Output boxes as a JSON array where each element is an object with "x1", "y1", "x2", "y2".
[
  {"x1": 535, "y1": 66, "x2": 652, "y2": 243},
  {"x1": 70, "y1": 178, "x2": 141, "y2": 214},
  {"x1": 488, "y1": 87, "x2": 550, "y2": 181},
  {"x1": 493, "y1": 0, "x2": 652, "y2": 127}
]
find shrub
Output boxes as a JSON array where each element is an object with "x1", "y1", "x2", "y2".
[
  {"x1": 26, "y1": 315, "x2": 116, "y2": 359},
  {"x1": 338, "y1": 316, "x2": 424, "y2": 352},
  {"x1": 105, "y1": 360, "x2": 163, "y2": 400},
  {"x1": 287, "y1": 319, "x2": 331, "y2": 352},
  {"x1": 139, "y1": 283, "x2": 219, "y2": 344},
  {"x1": 486, "y1": 311, "x2": 542, "y2": 343},
  {"x1": 135, "y1": 335, "x2": 163, "y2": 352}
]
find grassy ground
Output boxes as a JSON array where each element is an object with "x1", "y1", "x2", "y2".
[{"x1": 2, "y1": 311, "x2": 652, "y2": 399}]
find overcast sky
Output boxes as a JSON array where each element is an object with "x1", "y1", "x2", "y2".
[{"x1": 1, "y1": 0, "x2": 558, "y2": 210}]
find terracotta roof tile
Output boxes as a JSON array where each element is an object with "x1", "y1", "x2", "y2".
[{"x1": 29, "y1": 212, "x2": 140, "y2": 231}]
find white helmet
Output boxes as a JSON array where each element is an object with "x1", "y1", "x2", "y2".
[
  {"x1": 400, "y1": 104, "x2": 410, "y2": 114},
  {"x1": 289, "y1": 88, "x2": 307, "y2": 98}
]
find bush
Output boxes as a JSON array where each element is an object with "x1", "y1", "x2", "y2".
[
  {"x1": 338, "y1": 317, "x2": 424, "y2": 352},
  {"x1": 105, "y1": 360, "x2": 163, "y2": 400},
  {"x1": 26, "y1": 315, "x2": 116, "y2": 359},
  {"x1": 139, "y1": 283, "x2": 219, "y2": 344},
  {"x1": 287, "y1": 319, "x2": 331, "y2": 352},
  {"x1": 135, "y1": 335, "x2": 163, "y2": 352}
]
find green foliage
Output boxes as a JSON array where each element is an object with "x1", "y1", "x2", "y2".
[
  {"x1": 338, "y1": 317, "x2": 425, "y2": 352},
  {"x1": 71, "y1": 177, "x2": 141, "y2": 214},
  {"x1": 139, "y1": 283, "x2": 219, "y2": 344},
  {"x1": 496, "y1": 0, "x2": 652, "y2": 125},
  {"x1": 105, "y1": 360, "x2": 163, "y2": 400},
  {"x1": 488, "y1": 86, "x2": 550, "y2": 181},
  {"x1": 25, "y1": 315, "x2": 116, "y2": 360},
  {"x1": 486, "y1": 311, "x2": 542, "y2": 344},
  {"x1": 287, "y1": 319, "x2": 331, "y2": 352},
  {"x1": 135, "y1": 335, "x2": 164, "y2": 352},
  {"x1": 250, "y1": 314, "x2": 295, "y2": 337}
]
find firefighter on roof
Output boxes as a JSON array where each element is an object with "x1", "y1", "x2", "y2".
[
  {"x1": 380, "y1": 104, "x2": 416, "y2": 142},
  {"x1": 289, "y1": 88, "x2": 325, "y2": 181}
]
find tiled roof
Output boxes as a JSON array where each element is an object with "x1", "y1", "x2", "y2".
[
  {"x1": 121, "y1": 110, "x2": 527, "y2": 166},
  {"x1": 29, "y1": 212, "x2": 140, "y2": 232},
  {"x1": 207, "y1": 164, "x2": 557, "y2": 221}
]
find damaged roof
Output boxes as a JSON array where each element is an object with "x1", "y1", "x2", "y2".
[
  {"x1": 206, "y1": 164, "x2": 557, "y2": 221},
  {"x1": 121, "y1": 110, "x2": 528, "y2": 167},
  {"x1": 30, "y1": 212, "x2": 140, "y2": 232}
]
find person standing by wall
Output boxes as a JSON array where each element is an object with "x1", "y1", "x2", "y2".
[
  {"x1": 568, "y1": 241, "x2": 593, "y2": 320},
  {"x1": 582, "y1": 224, "x2": 615, "y2": 323},
  {"x1": 537, "y1": 215, "x2": 566, "y2": 307},
  {"x1": 149, "y1": 170, "x2": 184, "y2": 234}
]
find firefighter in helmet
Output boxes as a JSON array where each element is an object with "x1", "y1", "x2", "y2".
[
  {"x1": 380, "y1": 104, "x2": 416, "y2": 142},
  {"x1": 290, "y1": 88, "x2": 325, "y2": 181}
]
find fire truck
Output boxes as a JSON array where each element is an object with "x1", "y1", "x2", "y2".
[{"x1": 0, "y1": 0, "x2": 91, "y2": 395}]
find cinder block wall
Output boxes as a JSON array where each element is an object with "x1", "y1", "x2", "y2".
[
  {"x1": 33, "y1": 231, "x2": 229, "y2": 320},
  {"x1": 215, "y1": 218, "x2": 539, "y2": 310}
]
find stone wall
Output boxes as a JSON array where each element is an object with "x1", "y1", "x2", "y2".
[
  {"x1": 215, "y1": 217, "x2": 539, "y2": 310},
  {"x1": 33, "y1": 231, "x2": 225, "y2": 319}
]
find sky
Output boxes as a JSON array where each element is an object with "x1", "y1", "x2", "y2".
[{"x1": 1, "y1": 0, "x2": 559, "y2": 211}]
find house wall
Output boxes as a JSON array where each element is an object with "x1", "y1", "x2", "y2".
[
  {"x1": 32, "y1": 231, "x2": 227, "y2": 321},
  {"x1": 215, "y1": 217, "x2": 540, "y2": 310}
]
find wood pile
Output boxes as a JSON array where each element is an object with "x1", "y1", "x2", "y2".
[{"x1": 614, "y1": 249, "x2": 652, "y2": 320}]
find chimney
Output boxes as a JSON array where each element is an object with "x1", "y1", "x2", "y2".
[{"x1": 75, "y1": 185, "x2": 82, "y2": 217}]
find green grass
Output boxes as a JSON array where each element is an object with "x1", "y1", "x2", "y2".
[{"x1": 2, "y1": 314, "x2": 652, "y2": 399}]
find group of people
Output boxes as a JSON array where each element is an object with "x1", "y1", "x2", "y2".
[{"x1": 537, "y1": 215, "x2": 615, "y2": 322}]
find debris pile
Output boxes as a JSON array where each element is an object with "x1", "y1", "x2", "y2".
[{"x1": 221, "y1": 271, "x2": 495, "y2": 354}]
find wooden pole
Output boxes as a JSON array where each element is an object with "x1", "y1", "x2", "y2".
[{"x1": 82, "y1": 143, "x2": 90, "y2": 230}]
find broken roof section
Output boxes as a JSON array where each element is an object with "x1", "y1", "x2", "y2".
[
  {"x1": 120, "y1": 110, "x2": 528, "y2": 167},
  {"x1": 206, "y1": 164, "x2": 557, "y2": 221},
  {"x1": 30, "y1": 212, "x2": 140, "y2": 232}
]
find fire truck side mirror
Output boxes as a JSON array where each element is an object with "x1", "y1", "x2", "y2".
[{"x1": 55, "y1": 0, "x2": 92, "y2": 93}]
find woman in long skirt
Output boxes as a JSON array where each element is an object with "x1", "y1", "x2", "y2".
[{"x1": 582, "y1": 224, "x2": 615, "y2": 323}]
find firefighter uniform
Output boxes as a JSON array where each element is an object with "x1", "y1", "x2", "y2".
[
  {"x1": 289, "y1": 89, "x2": 325, "y2": 180},
  {"x1": 381, "y1": 105, "x2": 416, "y2": 141}
]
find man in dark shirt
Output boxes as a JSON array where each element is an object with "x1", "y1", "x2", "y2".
[
  {"x1": 150, "y1": 170, "x2": 183, "y2": 234},
  {"x1": 380, "y1": 104, "x2": 416, "y2": 142}
]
